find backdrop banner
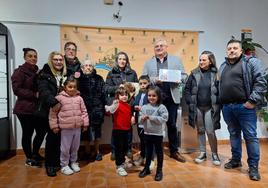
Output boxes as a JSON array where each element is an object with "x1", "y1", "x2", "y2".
[{"x1": 61, "y1": 25, "x2": 199, "y2": 79}]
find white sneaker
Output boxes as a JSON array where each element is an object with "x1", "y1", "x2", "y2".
[
  {"x1": 70, "y1": 162, "x2": 80, "y2": 172},
  {"x1": 212, "y1": 153, "x2": 221, "y2": 166},
  {"x1": 194, "y1": 152, "x2": 207, "y2": 164},
  {"x1": 117, "y1": 165, "x2": 127, "y2": 176},
  {"x1": 61, "y1": 166, "x2": 74, "y2": 175},
  {"x1": 149, "y1": 160, "x2": 155, "y2": 171},
  {"x1": 134, "y1": 156, "x2": 145, "y2": 166}
]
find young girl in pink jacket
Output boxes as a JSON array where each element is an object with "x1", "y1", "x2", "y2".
[{"x1": 49, "y1": 77, "x2": 89, "y2": 175}]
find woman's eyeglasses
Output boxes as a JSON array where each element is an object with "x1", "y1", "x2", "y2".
[{"x1": 53, "y1": 58, "x2": 63, "y2": 62}]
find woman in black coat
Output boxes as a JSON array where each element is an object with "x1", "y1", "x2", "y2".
[
  {"x1": 79, "y1": 59, "x2": 106, "y2": 161},
  {"x1": 105, "y1": 51, "x2": 138, "y2": 160},
  {"x1": 105, "y1": 51, "x2": 138, "y2": 104},
  {"x1": 37, "y1": 51, "x2": 67, "y2": 177}
]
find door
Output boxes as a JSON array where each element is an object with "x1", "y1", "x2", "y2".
[{"x1": 0, "y1": 24, "x2": 11, "y2": 158}]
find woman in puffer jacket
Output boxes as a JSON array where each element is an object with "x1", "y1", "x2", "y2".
[
  {"x1": 37, "y1": 51, "x2": 67, "y2": 177},
  {"x1": 11, "y1": 48, "x2": 46, "y2": 167},
  {"x1": 184, "y1": 51, "x2": 221, "y2": 166}
]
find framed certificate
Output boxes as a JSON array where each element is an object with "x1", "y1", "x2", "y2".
[{"x1": 159, "y1": 69, "x2": 181, "y2": 82}]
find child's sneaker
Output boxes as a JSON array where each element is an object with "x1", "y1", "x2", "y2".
[
  {"x1": 134, "y1": 156, "x2": 145, "y2": 166},
  {"x1": 117, "y1": 165, "x2": 127, "y2": 176},
  {"x1": 61, "y1": 165, "x2": 74, "y2": 175},
  {"x1": 70, "y1": 162, "x2": 80, "y2": 172},
  {"x1": 194, "y1": 152, "x2": 207, "y2": 164},
  {"x1": 212, "y1": 153, "x2": 221, "y2": 166},
  {"x1": 149, "y1": 160, "x2": 155, "y2": 171}
]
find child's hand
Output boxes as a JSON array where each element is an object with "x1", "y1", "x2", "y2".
[
  {"x1": 131, "y1": 116, "x2": 136, "y2": 125},
  {"x1": 113, "y1": 99, "x2": 119, "y2": 105},
  {"x1": 155, "y1": 79, "x2": 162, "y2": 84},
  {"x1": 134, "y1": 105, "x2": 141, "y2": 111},
  {"x1": 141, "y1": 115, "x2": 149, "y2": 122},
  {"x1": 52, "y1": 127, "x2": 60, "y2": 134},
  {"x1": 82, "y1": 127, "x2": 88, "y2": 132},
  {"x1": 52, "y1": 103, "x2": 61, "y2": 112}
]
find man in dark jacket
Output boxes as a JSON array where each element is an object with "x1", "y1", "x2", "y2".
[{"x1": 219, "y1": 39, "x2": 267, "y2": 181}]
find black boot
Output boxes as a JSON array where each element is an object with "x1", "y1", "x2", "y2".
[
  {"x1": 155, "y1": 169, "x2": 163, "y2": 181},
  {"x1": 249, "y1": 166, "x2": 261, "y2": 181},
  {"x1": 139, "y1": 168, "x2": 150, "y2": 178},
  {"x1": 46, "y1": 166, "x2": 56, "y2": 177}
]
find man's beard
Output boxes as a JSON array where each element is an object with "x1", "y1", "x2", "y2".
[{"x1": 227, "y1": 54, "x2": 241, "y2": 64}]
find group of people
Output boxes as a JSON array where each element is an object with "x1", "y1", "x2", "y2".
[
  {"x1": 184, "y1": 39, "x2": 266, "y2": 182},
  {"x1": 11, "y1": 38, "x2": 266, "y2": 182}
]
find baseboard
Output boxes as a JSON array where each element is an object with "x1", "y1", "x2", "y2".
[{"x1": 14, "y1": 138, "x2": 268, "y2": 156}]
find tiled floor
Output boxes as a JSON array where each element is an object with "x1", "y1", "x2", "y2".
[{"x1": 0, "y1": 142, "x2": 267, "y2": 188}]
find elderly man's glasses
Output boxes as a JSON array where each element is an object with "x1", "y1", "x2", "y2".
[{"x1": 154, "y1": 44, "x2": 166, "y2": 49}]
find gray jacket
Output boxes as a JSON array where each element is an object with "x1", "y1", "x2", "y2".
[
  {"x1": 142, "y1": 55, "x2": 184, "y2": 104},
  {"x1": 139, "y1": 103, "x2": 168, "y2": 136},
  {"x1": 219, "y1": 55, "x2": 267, "y2": 106}
]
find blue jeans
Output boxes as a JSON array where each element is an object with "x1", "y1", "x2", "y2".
[{"x1": 222, "y1": 103, "x2": 260, "y2": 167}]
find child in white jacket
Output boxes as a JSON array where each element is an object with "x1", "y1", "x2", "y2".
[{"x1": 138, "y1": 86, "x2": 168, "y2": 181}]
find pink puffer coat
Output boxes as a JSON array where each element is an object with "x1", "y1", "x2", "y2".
[{"x1": 49, "y1": 90, "x2": 89, "y2": 129}]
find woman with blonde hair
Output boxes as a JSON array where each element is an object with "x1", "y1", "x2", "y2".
[{"x1": 37, "y1": 51, "x2": 67, "y2": 176}]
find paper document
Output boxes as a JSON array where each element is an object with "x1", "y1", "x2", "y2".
[{"x1": 159, "y1": 69, "x2": 181, "y2": 82}]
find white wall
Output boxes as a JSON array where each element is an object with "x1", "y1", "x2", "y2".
[{"x1": 1, "y1": 0, "x2": 268, "y2": 149}]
